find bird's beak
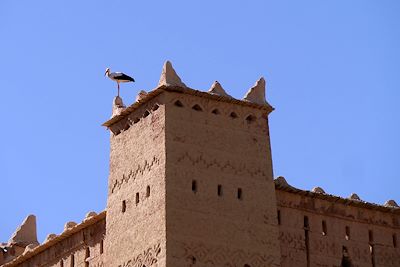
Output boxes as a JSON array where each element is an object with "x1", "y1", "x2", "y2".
[{"x1": 104, "y1": 70, "x2": 108, "y2": 76}]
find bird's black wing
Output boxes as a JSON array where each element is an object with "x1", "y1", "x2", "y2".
[{"x1": 114, "y1": 73, "x2": 135, "y2": 82}]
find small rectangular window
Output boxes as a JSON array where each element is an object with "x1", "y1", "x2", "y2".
[
  {"x1": 277, "y1": 210, "x2": 281, "y2": 225},
  {"x1": 369, "y1": 230, "x2": 374, "y2": 243},
  {"x1": 135, "y1": 193, "x2": 140, "y2": 204},
  {"x1": 393, "y1": 234, "x2": 397, "y2": 248},
  {"x1": 345, "y1": 226, "x2": 350, "y2": 240},
  {"x1": 122, "y1": 200, "x2": 126, "y2": 213},
  {"x1": 70, "y1": 254, "x2": 75, "y2": 267},
  {"x1": 217, "y1": 185, "x2": 222, "y2": 196},
  {"x1": 304, "y1": 216, "x2": 309, "y2": 229},
  {"x1": 100, "y1": 240, "x2": 104, "y2": 254},
  {"x1": 146, "y1": 186, "x2": 150, "y2": 197},
  {"x1": 322, "y1": 220, "x2": 327, "y2": 236},
  {"x1": 192, "y1": 180, "x2": 197, "y2": 193},
  {"x1": 237, "y1": 188, "x2": 243, "y2": 200}
]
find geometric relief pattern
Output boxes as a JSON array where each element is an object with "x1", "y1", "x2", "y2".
[
  {"x1": 118, "y1": 243, "x2": 162, "y2": 267},
  {"x1": 111, "y1": 156, "x2": 161, "y2": 194},
  {"x1": 374, "y1": 245, "x2": 400, "y2": 267},
  {"x1": 310, "y1": 238, "x2": 339, "y2": 258},
  {"x1": 279, "y1": 231, "x2": 305, "y2": 251},
  {"x1": 175, "y1": 242, "x2": 279, "y2": 267},
  {"x1": 279, "y1": 231, "x2": 307, "y2": 266},
  {"x1": 177, "y1": 152, "x2": 267, "y2": 178},
  {"x1": 348, "y1": 245, "x2": 370, "y2": 264},
  {"x1": 310, "y1": 238, "x2": 370, "y2": 265}
]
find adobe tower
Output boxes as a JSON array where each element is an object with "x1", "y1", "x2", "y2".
[{"x1": 103, "y1": 61, "x2": 281, "y2": 266}]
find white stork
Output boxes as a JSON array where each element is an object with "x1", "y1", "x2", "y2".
[{"x1": 105, "y1": 68, "x2": 135, "y2": 96}]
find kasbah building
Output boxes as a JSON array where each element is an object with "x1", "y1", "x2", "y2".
[{"x1": 1, "y1": 62, "x2": 399, "y2": 267}]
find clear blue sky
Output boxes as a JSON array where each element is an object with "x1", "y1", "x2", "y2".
[{"x1": 1, "y1": 1, "x2": 399, "y2": 242}]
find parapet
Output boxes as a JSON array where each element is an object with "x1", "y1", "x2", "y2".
[
  {"x1": 2, "y1": 211, "x2": 105, "y2": 267},
  {"x1": 0, "y1": 215, "x2": 39, "y2": 265},
  {"x1": 274, "y1": 177, "x2": 400, "y2": 213},
  {"x1": 103, "y1": 60, "x2": 274, "y2": 129}
]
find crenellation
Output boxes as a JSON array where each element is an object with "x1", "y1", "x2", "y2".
[
  {"x1": 208, "y1": 80, "x2": 232, "y2": 97},
  {"x1": 44, "y1": 234, "x2": 57, "y2": 243},
  {"x1": 158, "y1": 60, "x2": 186, "y2": 88},
  {"x1": 349, "y1": 193, "x2": 361, "y2": 201},
  {"x1": 109, "y1": 93, "x2": 165, "y2": 136},
  {"x1": 83, "y1": 211, "x2": 97, "y2": 221},
  {"x1": 111, "y1": 96, "x2": 126, "y2": 117},
  {"x1": 312, "y1": 186, "x2": 326, "y2": 194},
  {"x1": 3, "y1": 61, "x2": 399, "y2": 267},
  {"x1": 385, "y1": 199, "x2": 399, "y2": 208},
  {"x1": 63, "y1": 221, "x2": 77, "y2": 232},
  {"x1": 135, "y1": 89, "x2": 148, "y2": 101},
  {"x1": 243, "y1": 77, "x2": 270, "y2": 106}
]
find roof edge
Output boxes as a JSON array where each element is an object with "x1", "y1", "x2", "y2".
[
  {"x1": 3, "y1": 211, "x2": 106, "y2": 267},
  {"x1": 275, "y1": 182, "x2": 400, "y2": 214},
  {"x1": 102, "y1": 85, "x2": 274, "y2": 128}
]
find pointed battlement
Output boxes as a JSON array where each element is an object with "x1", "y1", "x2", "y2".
[
  {"x1": 208, "y1": 81, "x2": 231, "y2": 97},
  {"x1": 243, "y1": 77, "x2": 268, "y2": 105},
  {"x1": 0, "y1": 215, "x2": 38, "y2": 265},
  {"x1": 158, "y1": 60, "x2": 187, "y2": 87},
  {"x1": 8, "y1": 215, "x2": 38, "y2": 247}
]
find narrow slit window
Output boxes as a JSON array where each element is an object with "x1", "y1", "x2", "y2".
[
  {"x1": 217, "y1": 185, "x2": 222, "y2": 196},
  {"x1": 146, "y1": 186, "x2": 151, "y2": 197},
  {"x1": 393, "y1": 234, "x2": 397, "y2": 248},
  {"x1": 85, "y1": 247, "x2": 90, "y2": 267},
  {"x1": 322, "y1": 220, "x2": 327, "y2": 236},
  {"x1": 192, "y1": 180, "x2": 197, "y2": 193},
  {"x1": 277, "y1": 210, "x2": 281, "y2": 225},
  {"x1": 122, "y1": 200, "x2": 126, "y2": 213},
  {"x1": 304, "y1": 216, "x2": 309, "y2": 229},
  {"x1": 237, "y1": 188, "x2": 243, "y2": 200},
  {"x1": 100, "y1": 240, "x2": 104, "y2": 254},
  {"x1": 345, "y1": 226, "x2": 350, "y2": 240},
  {"x1": 192, "y1": 104, "x2": 203, "y2": 111},
  {"x1": 136, "y1": 193, "x2": 140, "y2": 204},
  {"x1": 369, "y1": 230, "x2": 374, "y2": 243},
  {"x1": 60, "y1": 260, "x2": 64, "y2": 267},
  {"x1": 70, "y1": 254, "x2": 75, "y2": 267},
  {"x1": 174, "y1": 100, "x2": 183, "y2": 107},
  {"x1": 152, "y1": 104, "x2": 159, "y2": 111}
]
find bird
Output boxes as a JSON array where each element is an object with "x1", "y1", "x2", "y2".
[{"x1": 105, "y1": 68, "x2": 135, "y2": 97}]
